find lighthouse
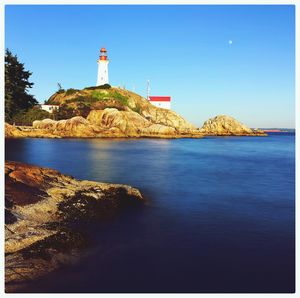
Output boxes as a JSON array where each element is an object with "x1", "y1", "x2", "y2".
[{"x1": 97, "y1": 48, "x2": 109, "y2": 86}]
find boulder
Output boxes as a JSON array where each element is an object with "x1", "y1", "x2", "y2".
[
  {"x1": 32, "y1": 116, "x2": 102, "y2": 137},
  {"x1": 200, "y1": 115, "x2": 266, "y2": 136},
  {"x1": 87, "y1": 108, "x2": 178, "y2": 137},
  {"x1": 5, "y1": 160, "x2": 144, "y2": 292}
]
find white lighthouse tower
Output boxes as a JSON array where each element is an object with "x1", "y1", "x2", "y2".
[{"x1": 97, "y1": 48, "x2": 109, "y2": 86}]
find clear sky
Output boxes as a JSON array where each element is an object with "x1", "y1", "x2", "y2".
[{"x1": 5, "y1": 5, "x2": 295, "y2": 128}]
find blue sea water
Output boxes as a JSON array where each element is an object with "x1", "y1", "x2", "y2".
[{"x1": 5, "y1": 133, "x2": 295, "y2": 293}]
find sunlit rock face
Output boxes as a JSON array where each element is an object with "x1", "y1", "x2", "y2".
[
  {"x1": 5, "y1": 160, "x2": 144, "y2": 292},
  {"x1": 200, "y1": 115, "x2": 266, "y2": 136}
]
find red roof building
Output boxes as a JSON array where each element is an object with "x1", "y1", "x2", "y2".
[
  {"x1": 149, "y1": 96, "x2": 171, "y2": 102},
  {"x1": 148, "y1": 96, "x2": 171, "y2": 109}
]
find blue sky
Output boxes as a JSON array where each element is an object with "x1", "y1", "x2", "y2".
[{"x1": 5, "y1": 5, "x2": 295, "y2": 128}]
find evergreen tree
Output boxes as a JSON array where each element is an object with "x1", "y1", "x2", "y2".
[{"x1": 5, "y1": 49, "x2": 37, "y2": 122}]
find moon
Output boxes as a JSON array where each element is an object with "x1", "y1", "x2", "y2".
[{"x1": 228, "y1": 40, "x2": 233, "y2": 45}]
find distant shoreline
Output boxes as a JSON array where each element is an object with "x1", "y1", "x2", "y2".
[{"x1": 261, "y1": 129, "x2": 295, "y2": 133}]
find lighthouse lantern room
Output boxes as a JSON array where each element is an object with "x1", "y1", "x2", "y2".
[{"x1": 97, "y1": 48, "x2": 109, "y2": 86}]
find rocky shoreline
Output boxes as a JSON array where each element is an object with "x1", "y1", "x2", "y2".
[
  {"x1": 5, "y1": 114, "x2": 266, "y2": 139},
  {"x1": 5, "y1": 121, "x2": 204, "y2": 139},
  {"x1": 5, "y1": 161, "x2": 145, "y2": 292},
  {"x1": 5, "y1": 87, "x2": 266, "y2": 139}
]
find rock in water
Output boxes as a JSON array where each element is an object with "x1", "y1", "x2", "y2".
[
  {"x1": 200, "y1": 115, "x2": 266, "y2": 136},
  {"x1": 5, "y1": 160, "x2": 144, "y2": 292}
]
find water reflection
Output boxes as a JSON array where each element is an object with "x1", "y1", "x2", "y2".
[
  {"x1": 5, "y1": 135, "x2": 295, "y2": 292},
  {"x1": 86, "y1": 139, "x2": 174, "y2": 187}
]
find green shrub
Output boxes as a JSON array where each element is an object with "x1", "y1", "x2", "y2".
[
  {"x1": 65, "y1": 88, "x2": 79, "y2": 95},
  {"x1": 91, "y1": 101, "x2": 127, "y2": 111},
  {"x1": 66, "y1": 96, "x2": 86, "y2": 103},
  {"x1": 66, "y1": 95, "x2": 98, "y2": 104},
  {"x1": 111, "y1": 91, "x2": 129, "y2": 106},
  {"x1": 12, "y1": 108, "x2": 52, "y2": 126},
  {"x1": 53, "y1": 103, "x2": 91, "y2": 120},
  {"x1": 91, "y1": 90, "x2": 109, "y2": 101},
  {"x1": 52, "y1": 105, "x2": 72, "y2": 120},
  {"x1": 132, "y1": 105, "x2": 142, "y2": 114},
  {"x1": 90, "y1": 90, "x2": 129, "y2": 106},
  {"x1": 62, "y1": 89, "x2": 129, "y2": 110},
  {"x1": 99, "y1": 84, "x2": 111, "y2": 89},
  {"x1": 84, "y1": 84, "x2": 111, "y2": 90}
]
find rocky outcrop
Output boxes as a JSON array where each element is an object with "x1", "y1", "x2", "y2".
[
  {"x1": 5, "y1": 123, "x2": 60, "y2": 139},
  {"x1": 199, "y1": 115, "x2": 266, "y2": 136},
  {"x1": 5, "y1": 161, "x2": 144, "y2": 292},
  {"x1": 6, "y1": 110, "x2": 203, "y2": 139},
  {"x1": 5, "y1": 87, "x2": 267, "y2": 139},
  {"x1": 87, "y1": 108, "x2": 179, "y2": 137},
  {"x1": 5, "y1": 113, "x2": 266, "y2": 139},
  {"x1": 47, "y1": 87, "x2": 196, "y2": 132},
  {"x1": 5, "y1": 123, "x2": 20, "y2": 137},
  {"x1": 43, "y1": 87, "x2": 199, "y2": 137},
  {"x1": 114, "y1": 89, "x2": 196, "y2": 132},
  {"x1": 32, "y1": 116, "x2": 104, "y2": 137}
]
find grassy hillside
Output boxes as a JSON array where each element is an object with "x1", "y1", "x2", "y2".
[{"x1": 46, "y1": 86, "x2": 146, "y2": 119}]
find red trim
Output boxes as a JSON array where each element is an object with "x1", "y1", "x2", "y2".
[{"x1": 149, "y1": 96, "x2": 171, "y2": 102}]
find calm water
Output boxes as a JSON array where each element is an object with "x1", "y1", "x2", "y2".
[{"x1": 6, "y1": 133, "x2": 295, "y2": 293}]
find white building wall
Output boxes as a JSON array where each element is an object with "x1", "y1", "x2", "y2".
[
  {"x1": 149, "y1": 101, "x2": 171, "y2": 110},
  {"x1": 40, "y1": 105, "x2": 59, "y2": 113},
  {"x1": 97, "y1": 60, "x2": 109, "y2": 86}
]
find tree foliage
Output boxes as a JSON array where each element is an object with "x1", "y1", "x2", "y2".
[
  {"x1": 84, "y1": 84, "x2": 111, "y2": 90},
  {"x1": 5, "y1": 49, "x2": 38, "y2": 122},
  {"x1": 53, "y1": 103, "x2": 91, "y2": 120},
  {"x1": 56, "y1": 82, "x2": 65, "y2": 94},
  {"x1": 12, "y1": 108, "x2": 51, "y2": 126},
  {"x1": 65, "y1": 88, "x2": 79, "y2": 95}
]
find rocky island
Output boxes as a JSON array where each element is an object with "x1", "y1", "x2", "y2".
[
  {"x1": 199, "y1": 115, "x2": 265, "y2": 136},
  {"x1": 5, "y1": 161, "x2": 145, "y2": 292},
  {"x1": 5, "y1": 86, "x2": 266, "y2": 138}
]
